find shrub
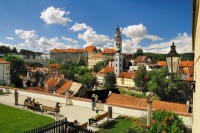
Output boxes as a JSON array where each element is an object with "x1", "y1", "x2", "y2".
[{"x1": 148, "y1": 109, "x2": 185, "y2": 133}]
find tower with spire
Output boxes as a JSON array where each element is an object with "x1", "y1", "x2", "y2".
[{"x1": 114, "y1": 25, "x2": 123, "y2": 76}]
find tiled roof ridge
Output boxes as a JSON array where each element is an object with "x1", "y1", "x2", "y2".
[{"x1": 106, "y1": 103, "x2": 191, "y2": 116}]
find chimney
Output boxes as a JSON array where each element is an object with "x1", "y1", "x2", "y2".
[
  {"x1": 109, "y1": 61, "x2": 111, "y2": 67},
  {"x1": 112, "y1": 61, "x2": 114, "y2": 67},
  {"x1": 45, "y1": 84, "x2": 48, "y2": 90},
  {"x1": 186, "y1": 100, "x2": 190, "y2": 105}
]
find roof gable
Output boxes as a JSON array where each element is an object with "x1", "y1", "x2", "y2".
[{"x1": 0, "y1": 58, "x2": 10, "y2": 64}]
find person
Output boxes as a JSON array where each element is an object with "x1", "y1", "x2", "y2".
[
  {"x1": 24, "y1": 97, "x2": 29, "y2": 102},
  {"x1": 14, "y1": 90, "x2": 19, "y2": 105},
  {"x1": 65, "y1": 91, "x2": 70, "y2": 105},
  {"x1": 95, "y1": 94, "x2": 98, "y2": 102},
  {"x1": 55, "y1": 102, "x2": 62, "y2": 121},
  {"x1": 66, "y1": 120, "x2": 78, "y2": 133},
  {"x1": 88, "y1": 110, "x2": 100, "y2": 125},
  {"x1": 32, "y1": 99, "x2": 41, "y2": 109},
  {"x1": 91, "y1": 94, "x2": 96, "y2": 111}
]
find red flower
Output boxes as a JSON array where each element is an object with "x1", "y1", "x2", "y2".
[
  {"x1": 151, "y1": 119, "x2": 156, "y2": 124},
  {"x1": 162, "y1": 121, "x2": 165, "y2": 126},
  {"x1": 169, "y1": 116, "x2": 173, "y2": 121},
  {"x1": 181, "y1": 124, "x2": 185, "y2": 129}
]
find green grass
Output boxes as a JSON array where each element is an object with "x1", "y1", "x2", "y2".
[
  {"x1": 118, "y1": 88, "x2": 160, "y2": 100},
  {"x1": 0, "y1": 103, "x2": 55, "y2": 133},
  {"x1": 118, "y1": 88, "x2": 146, "y2": 98},
  {"x1": 98, "y1": 117, "x2": 133, "y2": 133}
]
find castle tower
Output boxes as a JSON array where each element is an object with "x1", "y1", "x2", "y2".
[
  {"x1": 114, "y1": 25, "x2": 123, "y2": 76},
  {"x1": 114, "y1": 26, "x2": 122, "y2": 51}
]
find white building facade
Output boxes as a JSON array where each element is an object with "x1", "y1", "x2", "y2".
[{"x1": 0, "y1": 59, "x2": 10, "y2": 84}]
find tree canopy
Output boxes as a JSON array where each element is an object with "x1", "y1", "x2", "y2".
[
  {"x1": 3, "y1": 55, "x2": 26, "y2": 87},
  {"x1": 103, "y1": 72, "x2": 116, "y2": 90}
]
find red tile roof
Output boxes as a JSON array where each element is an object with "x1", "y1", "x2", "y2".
[
  {"x1": 45, "y1": 77, "x2": 59, "y2": 90},
  {"x1": 50, "y1": 64, "x2": 60, "y2": 69},
  {"x1": 51, "y1": 48, "x2": 88, "y2": 53},
  {"x1": 106, "y1": 93, "x2": 141, "y2": 107},
  {"x1": 85, "y1": 45, "x2": 97, "y2": 52},
  {"x1": 0, "y1": 58, "x2": 10, "y2": 64},
  {"x1": 106, "y1": 93, "x2": 189, "y2": 115},
  {"x1": 157, "y1": 61, "x2": 194, "y2": 67},
  {"x1": 98, "y1": 64, "x2": 114, "y2": 74},
  {"x1": 117, "y1": 72, "x2": 136, "y2": 79},
  {"x1": 134, "y1": 56, "x2": 148, "y2": 63},
  {"x1": 102, "y1": 48, "x2": 116, "y2": 54},
  {"x1": 56, "y1": 81, "x2": 73, "y2": 94},
  {"x1": 139, "y1": 99, "x2": 188, "y2": 113}
]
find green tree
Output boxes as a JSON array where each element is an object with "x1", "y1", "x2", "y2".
[
  {"x1": 104, "y1": 72, "x2": 116, "y2": 89},
  {"x1": 0, "y1": 45, "x2": 11, "y2": 54},
  {"x1": 78, "y1": 67, "x2": 90, "y2": 75},
  {"x1": 134, "y1": 65, "x2": 147, "y2": 89},
  {"x1": 146, "y1": 67, "x2": 169, "y2": 100},
  {"x1": 79, "y1": 72, "x2": 97, "y2": 88},
  {"x1": 60, "y1": 69, "x2": 74, "y2": 80},
  {"x1": 11, "y1": 47, "x2": 18, "y2": 53},
  {"x1": 3, "y1": 55, "x2": 26, "y2": 87}
]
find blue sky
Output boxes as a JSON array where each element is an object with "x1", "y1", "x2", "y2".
[{"x1": 0, "y1": 0, "x2": 192, "y2": 54}]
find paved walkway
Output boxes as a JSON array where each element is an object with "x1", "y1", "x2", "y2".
[{"x1": 0, "y1": 92, "x2": 121, "y2": 131}]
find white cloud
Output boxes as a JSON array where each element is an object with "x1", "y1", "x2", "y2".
[
  {"x1": 122, "y1": 24, "x2": 148, "y2": 38},
  {"x1": 144, "y1": 35, "x2": 163, "y2": 42},
  {"x1": 6, "y1": 37, "x2": 15, "y2": 40},
  {"x1": 77, "y1": 26, "x2": 112, "y2": 48},
  {"x1": 62, "y1": 37, "x2": 78, "y2": 43},
  {"x1": 142, "y1": 32, "x2": 192, "y2": 54},
  {"x1": 121, "y1": 24, "x2": 163, "y2": 47},
  {"x1": 70, "y1": 23, "x2": 113, "y2": 49},
  {"x1": 40, "y1": 6, "x2": 72, "y2": 25},
  {"x1": 14, "y1": 29, "x2": 74, "y2": 52},
  {"x1": 15, "y1": 29, "x2": 38, "y2": 48},
  {"x1": 70, "y1": 23, "x2": 90, "y2": 31}
]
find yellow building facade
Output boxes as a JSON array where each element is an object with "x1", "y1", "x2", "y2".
[{"x1": 192, "y1": 0, "x2": 200, "y2": 132}]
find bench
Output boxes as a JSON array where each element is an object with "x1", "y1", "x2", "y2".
[
  {"x1": 90, "y1": 112, "x2": 109, "y2": 126},
  {"x1": 80, "y1": 122, "x2": 88, "y2": 129},
  {"x1": 66, "y1": 122, "x2": 88, "y2": 133},
  {"x1": 23, "y1": 101, "x2": 35, "y2": 112},
  {"x1": 41, "y1": 105, "x2": 56, "y2": 117}
]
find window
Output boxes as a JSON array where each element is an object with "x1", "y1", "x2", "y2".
[{"x1": 6, "y1": 66, "x2": 9, "y2": 71}]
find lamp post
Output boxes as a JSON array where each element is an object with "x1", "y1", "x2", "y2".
[
  {"x1": 165, "y1": 42, "x2": 196, "y2": 92},
  {"x1": 146, "y1": 92, "x2": 153, "y2": 125},
  {"x1": 165, "y1": 42, "x2": 181, "y2": 82}
]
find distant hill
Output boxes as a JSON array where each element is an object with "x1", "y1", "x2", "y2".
[
  {"x1": 143, "y1": 52, "x2": 194, "y2": 63},
  {"x1": 181, "y1": 53, "x2": 194, "y2": 61}
]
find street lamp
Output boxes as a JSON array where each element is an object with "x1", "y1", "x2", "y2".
[
  {"x1": 166, "y1": 42, "x2": 181, "y2": 81},
  {"x1": 166, "y1": 42, "x2": 196, "y2": 92},
  {"x1": 146, "y1": 92, "x2": 153, "y2": 125}
]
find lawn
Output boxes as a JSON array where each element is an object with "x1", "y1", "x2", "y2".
[
  {"x1": 0, "y1": 103, "x2": 55, "y2": 133},
  {"x1": 98, "y1": 117, "x2": 133, "y2": 133}
]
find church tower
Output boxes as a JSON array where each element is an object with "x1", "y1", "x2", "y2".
[
  {"x1": 114, "y1": 26, "x2": 122, "y2": 51},
  {"x1": 114, "y1": 26, "x2": 123, "y2": 76}
]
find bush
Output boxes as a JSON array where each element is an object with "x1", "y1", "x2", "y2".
[{"x1": 148, "y1": 109, "x2": 185, "y2": 133}]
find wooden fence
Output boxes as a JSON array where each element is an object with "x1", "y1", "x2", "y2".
[{"x1": 25, "y1": 118, "x2": 98, "y2": 133}]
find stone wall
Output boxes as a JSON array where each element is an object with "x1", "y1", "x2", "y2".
[{"x1": 50, "y1": 52, "x2": 88, "y2": 64}]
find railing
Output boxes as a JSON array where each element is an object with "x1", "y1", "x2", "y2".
[{"x1": 25, "y1": 118, "x2": 98, "y2": 133}]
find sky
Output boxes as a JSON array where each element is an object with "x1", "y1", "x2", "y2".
[{"x1": 0, "y1": 0, "x2": 192, "y2": 54}]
